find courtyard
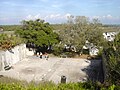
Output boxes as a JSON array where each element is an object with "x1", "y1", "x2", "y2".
[{"x1": 0, "y1": 55, "x2": 102, "y2": 84}]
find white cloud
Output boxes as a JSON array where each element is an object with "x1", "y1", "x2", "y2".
[
  {"x1": 44, "y1": 13, "x2": 72, "y2": 23},
  {"x1": 92, "y1": 16, "x2": 100, "y2": 19},
  {"x1": 25, "y1": 14, "x2": 120, "y2": 24},
  {"x1": 106, "y1": 14, "x2": 114, "y2": 19},
  {"x1": 93, "y1": 14, "x2": 114, "y2": 19},
  {"x1": 34, "y1": 14, "x2": 41, "y2": 19},
  {"x1": 26, "y1": 15, "x2": 33, "y2": 20},
  {"x1": 44, "y1": 13, "x2": 71, "y2": 19},
  {"x1": 92, "y1": 14, "x2": 120, "y2": 24},
  {"x1": 65, "y1": 13, "x2": 72, "y2": 18},
  {"x1": 25, "y1": 14, "x2": 41, "y2": 20},
  {"x1": 25, "y1": 13, "x2": 72, "y2": 23}
]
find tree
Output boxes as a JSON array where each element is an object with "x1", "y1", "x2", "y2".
[
  {"x1": 57, "y1": 16, "x2": 104, "y2": 52},
  {"x1": 103, "y1": 32, "x2": 120, "y2": 85},
  {"x1": 16, "y1": 19, "x2": 59, "y2": 49},
  {"x1": 114, "y1": 32, "x2": 120, "y2": 52},
  {"x1": 66, "y1": 15, "x2": 74, "y2": 30}
]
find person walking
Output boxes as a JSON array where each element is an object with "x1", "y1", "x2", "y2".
[
  {"x1": 40, "y1": 52, "x2": 43, "y2": 59},
  {"x1": 36, "y1": 51, "x2": 39, "y2": 57},
  {"x1": 45, "y1": 52, "x2": 49, "y2": 60}
]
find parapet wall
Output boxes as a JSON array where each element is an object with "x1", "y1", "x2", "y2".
[{"x1": 0, "y1": 44, "x2": 26, "y2": 71}]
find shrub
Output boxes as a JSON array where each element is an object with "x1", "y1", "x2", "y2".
[
  {"x1": 0, "y1": 34, "x2": 23, "y2": 50},
  {"x1": 63, "y1": 52, "x2": 76, "y2": 58},
  {"x1": 53, "y1": 46, "x2": 63, "y2": 56},
  {"x1": 0, "y1": 77, "x2": 120, "y2": 90}
]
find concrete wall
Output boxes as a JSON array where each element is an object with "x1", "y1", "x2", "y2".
[{"x1": 0, "y1": 44, "x2": 26, "y2": 71}]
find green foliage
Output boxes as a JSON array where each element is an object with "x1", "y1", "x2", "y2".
[
  {"x1": 53, "y1": 45, "x2": 63, "y2": 56},
  {"x1": 0, "y1": 81, "x2": 120, "y2": 90},
  {"x1": 96, "y1": 47, "x2": 103, "y2": 59},
  {"x1": 16, "y1": 19, "x2": 59, "y2": 47},
  {"x1": 103, "y1": 33, "x2": 120, "y2": 85},
  {"x1": 0, "y1": 76, "x2": 119, "y2": 90},
  {"x1": 63, "y1": 52, "x2": 76, "y2": 58},
  {"x1": 114, "y1": 32, "x2": 120, "y2": 53},
  {"x1": 51, "y1": 24, "x2": 66, "y2": 31},
  {"x1": 56, "y1": 16, "x2": 105, "y2": 53},
  {"x1": 0, "y1": 34, "x2": 23, "y2": 50}
]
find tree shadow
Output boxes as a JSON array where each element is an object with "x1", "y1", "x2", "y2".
[{"x1": 81, "y1": 59, "x2": 104, "y2": 83}]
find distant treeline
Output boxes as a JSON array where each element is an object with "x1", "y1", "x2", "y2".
[
  {"x1": 0, "y1": 25, "x2": 22, "y2": 31},
  {"x1": 103, "y1": 24, "x2": 120, "y2": 27},
  {"x1": 0, "y1": 24, "x2": 120, "y2": 32}
]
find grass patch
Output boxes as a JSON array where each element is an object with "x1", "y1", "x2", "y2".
[{"x1": 0, "y1": 76, "x2": 120, "y2": 90}]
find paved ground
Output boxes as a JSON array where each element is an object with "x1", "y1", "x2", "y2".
[{"x1": 0, "y1": 55, "x2": 102, "y2": 84}]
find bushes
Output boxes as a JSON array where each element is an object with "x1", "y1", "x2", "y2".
[
  {"x1": 102, "y1": 33, "x2": 120, "y2": 86},
  {"x1": 0, "y1": 34, "x2": 23, "y2": 50},
  {"x1": 63, "y1": 52, "x2": 76, "y2": 58},
  {"x1": 103, "y1": 44, "x2": 120, "y2": 85},
  {"x1": 52, "y1": 46, "x2": 63, "y2": 56},
  {"x1": 0, "y1": 81, "x2": 120, "y2": 90},
  {"x1": 0, "y1": 76, "x2": 120, "y2": 90},
  {"x1": 52, "y1": 45, "x2": 77, "y2": 57}
]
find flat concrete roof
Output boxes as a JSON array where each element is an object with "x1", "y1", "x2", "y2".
[{"x1": 0, "y1": 56, "x2": 102, "y2": 84}]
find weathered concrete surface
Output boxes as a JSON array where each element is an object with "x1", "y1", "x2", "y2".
[
  {"x1": 0, "y1": 56, "x2": 102, "y2": 84},
  {"x1": 0, "y1": 44, "x2": 26, "y2": 71}
]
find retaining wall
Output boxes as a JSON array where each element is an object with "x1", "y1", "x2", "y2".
[{"x1": 0, "y1": 44, "x2": 26, "y2": 71}]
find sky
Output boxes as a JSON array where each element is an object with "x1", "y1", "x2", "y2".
[{"x1": 0, "y1": 0, "x2": 120, "y2": 25}]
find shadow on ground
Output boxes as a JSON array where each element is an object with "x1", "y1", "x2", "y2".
[{"x1": 81, "y1": 59, "x2": 104, "y2": 83}]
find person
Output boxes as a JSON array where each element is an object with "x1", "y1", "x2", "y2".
[
  {"x1": 36, "y1": 51, "x2": 39, "y2": 57},
  {"x1": 40, "y1": 52, "x2": 43, "y2": 59},
  {"x1": 45, "y1": 52, "x2": 49, "y2": 60}
]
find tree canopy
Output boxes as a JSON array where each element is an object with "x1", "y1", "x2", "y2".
[
  {"x1": 16, "y1": 19, "x2": 59, "y2": 47},
  {"x1": 102, "y1": 32, "x2": 120, "y2": 85},
  {"x1": 56, "y1": 16, "x2": 105, "y2": 51}
]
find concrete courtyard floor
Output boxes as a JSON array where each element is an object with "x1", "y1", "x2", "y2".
[{"x1": 0, "y1": 55, "x2": 102, "y2": 84}]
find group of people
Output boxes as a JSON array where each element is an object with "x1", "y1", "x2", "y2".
[{"x1": 37, "y1": 52, "x2": 49, "y2": 60}]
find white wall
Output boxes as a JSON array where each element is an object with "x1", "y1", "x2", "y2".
[{"x1": 0, "y1": 44, "x2": 26, "y2": 71}]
